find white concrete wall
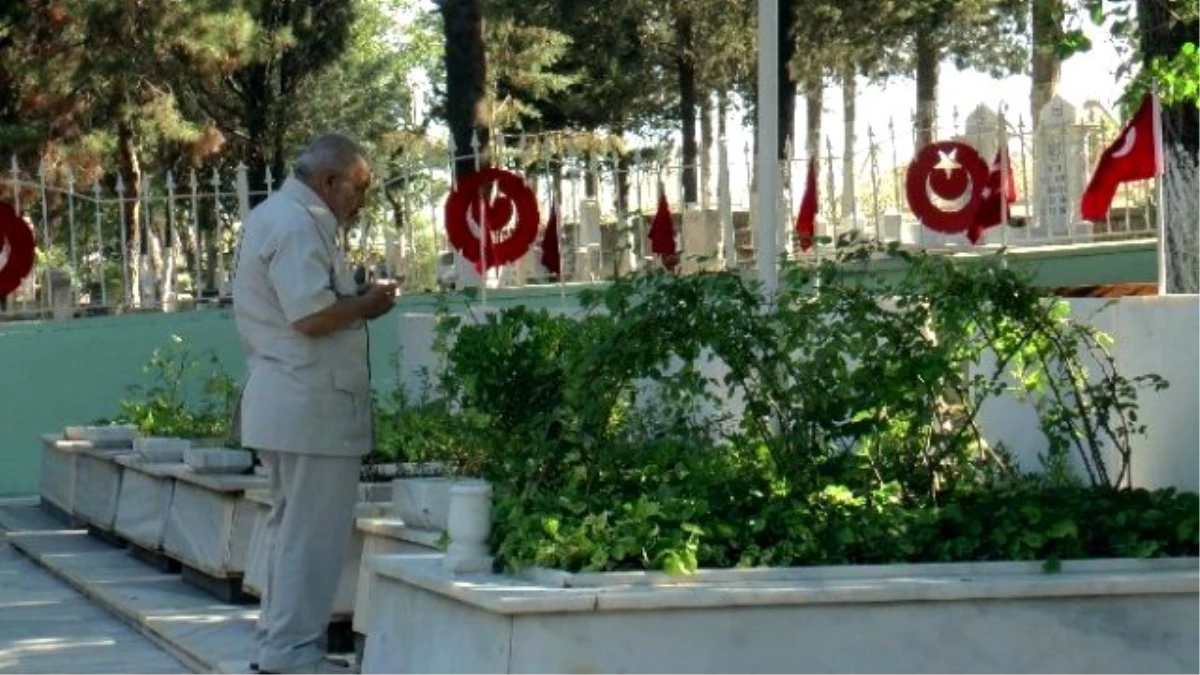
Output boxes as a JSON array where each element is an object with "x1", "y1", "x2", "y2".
[{"x1": 974, "y1": 296, "x2": 1199, "y2": 491}]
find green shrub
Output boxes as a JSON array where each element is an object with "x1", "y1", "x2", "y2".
[{"x1": 403, "y1": 241, "x2": 1195, "y2": 572}]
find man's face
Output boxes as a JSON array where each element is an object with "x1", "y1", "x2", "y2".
[{"x1": 317, "y1": 156, "x2": 372, "y2": 226}]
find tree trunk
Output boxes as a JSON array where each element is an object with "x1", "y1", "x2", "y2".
[
  {"x1": 147, "y1": 215, "x2": 166, "y2": 303},
  {"x1": 385, "y1": 178, "x2": 409, "y2": 277},
  {"x1": 804, "y1": 73, "x2": 822, "y2": 164},
  {"x1": 441, "y1": 0, "x2": 489, "y2": 180},
  {"x1": 717, "y1": 90, "x2": 728, "y2": 139},
  {"x1": 200, "y1": 200, "x2": 220, "y2": 295},
  {"x1": 274, "y1": 14, "x2": 298, "y2": 190},
  {"x1": 805, "y1": 73, "x2": 823, "y2": 225},
  {"x1": 613, "y1": 129, "x2": 631, "y2": 216},
  {"x1": 242, "y1": 63, "x2": 273, "y2": 206},
  {"x1": 1030, "y1": 0, "x2": 1064, "y2": 125},
  {"x1": 915, "y1": 27, "x2": 940, "y2": 148},
  {"x1": 117, "y1": 119, "x2": 142, "y2": 307},
  {"x1": 778, "y1": 0, "x2": 799, "y2": 161},
  {"x1": 842, "y1": 63, "x2": 857, "y2": 224},
  {"x1": 700, "y1": 93, "x2": 714, "y2": 210},
  {"x1": 1139, "y1": 0, "x2": 1199, "y2": 293},
  {"x1": 677, "y1": 15, "x2": 698, "y2": 205}
]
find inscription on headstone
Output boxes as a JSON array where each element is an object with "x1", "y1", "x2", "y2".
[{"x1": 1034, "y1": 96, "x2": 1088, "y2": 238}]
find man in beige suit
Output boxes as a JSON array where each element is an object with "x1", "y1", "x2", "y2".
[{"x1": 233, "y1": 133, "x2": 395, "y2": 674}]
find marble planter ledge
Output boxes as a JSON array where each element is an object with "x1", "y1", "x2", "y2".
[
  {"x1": 360, "y1": 555, "x2": 1199, "y2": 674},
  {"x1": 367, "y1": 555, "x2": 1199, "y2": 615}
]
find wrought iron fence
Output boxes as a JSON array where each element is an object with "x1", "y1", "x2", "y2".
[{"x1": 0, "y1": 100, "x2": 1158, "y2": 319}]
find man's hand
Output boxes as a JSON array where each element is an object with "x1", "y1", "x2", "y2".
[
  {"x1": 292, "y1": 282, "x2": 397, "y2": 337},
  {"x1": 360, "y1": 281, "x2": 397, "y2": 320}
]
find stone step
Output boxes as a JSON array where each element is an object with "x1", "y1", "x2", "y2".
[{"x1": 1, "y1": 502, "x2": 358, "y2": 675}]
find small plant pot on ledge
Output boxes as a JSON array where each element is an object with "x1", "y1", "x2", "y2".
[{"x1": 443, "y1": 480, "x2": 493, "y2": 574}]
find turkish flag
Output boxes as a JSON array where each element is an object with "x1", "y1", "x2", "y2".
[
  {"x1": 968, "y1": 148, "x2": 1018, "y2": 244},
  {"x1": 540, "y1": 201, "x2": 561, "y2": 280},
  {"x1": 795, "y1": 159, "x2": 817, "y2": 251},
  {"x1": 648, "y1": 186, "x2": 678, "y2": 271},
  {"x1": 1080, "y1": 92, "x2": 1163, "y2": 222}
]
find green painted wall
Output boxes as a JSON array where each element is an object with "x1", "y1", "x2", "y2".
[
  {"x1": 0, "y1": 241, "x2": 1155, "y2": 496},
  {"x1": 0, "y1": 308, "x2": 404, "y2": 496}
]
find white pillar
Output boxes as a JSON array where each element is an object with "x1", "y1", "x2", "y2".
[{"x1": 756, "y1": 0, "x2": 780, "y2": 297}]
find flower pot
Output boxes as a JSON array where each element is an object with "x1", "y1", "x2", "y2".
[{"x1": 442, "y1": 480, "x2": 493, "y2": 574}]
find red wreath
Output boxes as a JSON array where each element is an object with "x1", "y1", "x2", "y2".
[
  {"x1": 0, "y1": 201, "x2": 35, "y2": 298},
  {"x1": 905, "y1": 141, "x2": 990, "y2": 235},
  {"x1": 445, "y1": 168, "x2": 540, "y2": 271}
]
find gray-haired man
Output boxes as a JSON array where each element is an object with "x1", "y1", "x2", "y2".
[{"x1": 233, "y1": 133, "x2": 395, "y2": 674}]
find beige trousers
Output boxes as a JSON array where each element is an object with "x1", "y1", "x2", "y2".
[{"x1": 254, "y1": 450, "x2": 359, "y2": 673}]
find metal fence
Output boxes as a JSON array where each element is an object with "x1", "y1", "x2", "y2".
[{"x1": 0, "y1": 100, "x2": 1158, "y2": 319}]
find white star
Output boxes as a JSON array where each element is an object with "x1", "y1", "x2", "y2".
[{"x1": 934, "y1": 149, "x2": 960, "y2": 178}]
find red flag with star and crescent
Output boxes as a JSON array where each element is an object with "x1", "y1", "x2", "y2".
[
  {"x1": 968, "y1": 148, "x2": 1018, "y2": 244},
  {"x1": 1080, "y1": 92, "x2": 1163, "y2": 222}
]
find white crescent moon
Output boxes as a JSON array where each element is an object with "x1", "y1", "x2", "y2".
[
  {"x1": 1112, "y1": 128, "x2": 1137, "y2": 158},
  {"x1": 466, "y1": 201, "x2": 514, "y2": 239},
  {"x1": 926, "y1": 175, "x2": 974, "y2": 212}
]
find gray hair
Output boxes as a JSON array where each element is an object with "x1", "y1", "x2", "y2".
[{"x1": 293, "y1": 133, "x2": 367, "y2": 180}]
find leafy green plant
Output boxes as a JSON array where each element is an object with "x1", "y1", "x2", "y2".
[
  {"x1": 371, "y1": 390, "x2": 486, "y2": 476},
  {"x1": 422, "y1": 241, "x2": 1192, "y2": 574},
  {"x1": 111, "y1": 334, "x2": 239, "y2": 440}
]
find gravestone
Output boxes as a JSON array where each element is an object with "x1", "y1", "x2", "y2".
[
  {"x1": 1034, "y1": 96, "x2": 1088, "y2": 239},
  {"x1": 47, "y1": 268, "x2": 74, "y2": 319},
  {"x1": 960, "y1": 104, "x2": 1000, "y2": 161},
  {"x1": 910, "y1": 105, "x2": 1006, "y2": 250},
  {"x1": 575, "y1": 200, "x2": 602, "y2": 280},
  {"x1": 681, "y1": 207, "x2": 722, "y2": 273}
]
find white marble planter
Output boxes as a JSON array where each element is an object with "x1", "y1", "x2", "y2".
[
  {"x1": 40, "y1": 434, "x2": 82, "y2": 517},
  {"x1": 361, "y1": 556, "x2": 1199, "y2": 674},
  {"x1": 73, "y1": 446, "x2": 135, "y2": 530},
  {"x1": 243, "y1": 483, "x2": 394, "y2": 617},
  {"x1": 351, "y1": 518, "x2": 445, "y2": 636},
  {"x1": 390, "y1": 477, "x2": 453, "y2": 530},
  {"x1": 40, "y1": 428, "x2": 137, "y2": 524},
  {"x1": 112, "y1": 456, "x2": 185, "y2": 550},
  {"x1": 161, "y1": 469, "x2": 267, "y2": 578}
]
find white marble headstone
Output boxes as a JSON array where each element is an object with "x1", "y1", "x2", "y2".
[
  {"x1": 578, "y1": 200, "x2": 602, "y2": 248},
  {"x1": 681, "y1": 207, "x2": 721, "y2": 273},
  {"x1": 960, "y1": 104, "x2": 1001, "y2": 161},
  {"x1": 1034, "y1": 96, "x2": 1089, "y2": 237}
]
